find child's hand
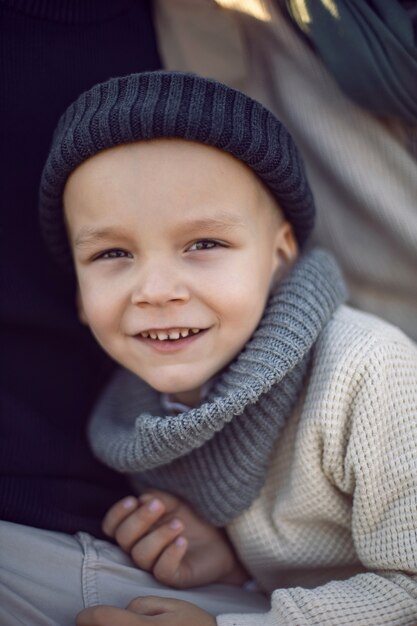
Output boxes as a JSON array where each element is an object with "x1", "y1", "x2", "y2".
[
  {"x1": 102, "y1": 490, "x2": 248, "y2": 589},
  {"x1": 76, "y1": 596, "x2": 216, "y2": 626}
]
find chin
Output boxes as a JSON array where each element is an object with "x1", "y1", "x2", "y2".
[
  {"x1": 142, "y1": 364, "x2": 206, "y2": 393},
  {"x1": 157, "y1": 381, "x2": 200, "y2": 396},
  {"x1": 147, "y1": 373, "x2": 210, "y2": 406},
  {"x1": 143, "y1": 375, "x2": 198, "y2": 396}
]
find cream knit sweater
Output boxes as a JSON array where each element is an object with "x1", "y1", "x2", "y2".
[{"x1": 215, "y1": 305, "x2": 417, "y2": 625}]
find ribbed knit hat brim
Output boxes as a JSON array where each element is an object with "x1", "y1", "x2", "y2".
[{"x1": 39, "y1": 71, "x2": 315, "y2": 270}]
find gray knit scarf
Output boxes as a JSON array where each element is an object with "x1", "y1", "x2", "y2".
[{"x1": 89, "y1": 249, "x2": 346, "y2": 525}]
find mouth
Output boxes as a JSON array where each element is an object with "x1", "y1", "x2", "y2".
[
  {"x1": 138, "y1": 327, "x2": 203, "y2": 342},
  {"x1": 134, "y1": 327, "x2": 207, "y2": 353}
]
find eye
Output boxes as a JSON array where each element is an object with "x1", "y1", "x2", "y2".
[
  {"x1": 187, "y1": 239, "x2": 222, "y2": 251},
  {"x1": 94, "y1": 249, "x2": 133, "y2": 260}
]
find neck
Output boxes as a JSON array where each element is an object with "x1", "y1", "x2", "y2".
[
  {"x1": 171, "y1": 388, "x2": 202, "y2": 407},
  {"x1": 171, "y1": 376, "x2": 218, "y2": 407}
]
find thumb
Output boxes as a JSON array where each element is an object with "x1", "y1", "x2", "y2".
[
  {"x1": 127, "y1": 596, "x2": 184, "y2": 615},
  {"x1": 76, "y1": 605, "x2": 146, "y2": 626}
]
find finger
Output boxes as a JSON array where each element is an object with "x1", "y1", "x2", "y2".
[
  {"x1": 114, "y1": 498, "x2": 167, "y2": 552},
  {"x1": 138, "y1": 490, "x2": 181, "y2": 513},
  {"x1": 153, "y1": 536, "x2": 189, "y2": 588},
  {"x1": 130, "y1": 519, "x2": 184, "y2": 571},
  {"x1": 76, "y1": 605, "x2": 148, "y2": 626},
  {"x1": 127, "y1": 597, "x2": 217, "y2": 626},
  {"x1": 127, "y1": 595, "x2": 186, "y2": 615},
  {"x1": 102, "y1": 496, "x2": 138, "y2": 537}
]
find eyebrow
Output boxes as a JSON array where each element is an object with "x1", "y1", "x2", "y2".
[
  {"x1": 74, "y1": 213, "x2": 245, "y2": 248},
  {"x1": 178, "y1": 214, "x2": 246, "y2": 235},
  {"x1": 74, "y1": 227, "x2": 131, "y2": 248}
]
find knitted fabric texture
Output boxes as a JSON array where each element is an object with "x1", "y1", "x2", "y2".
[
  {"x1": 89, "y1": 249, "x2": 346, "y2": 525},
  {"x1": 217, "y1": 304, "x2": 417, "y2": 624},
  {"x1": 39, "y1": 71, "x2": 315, "y2": 270}
]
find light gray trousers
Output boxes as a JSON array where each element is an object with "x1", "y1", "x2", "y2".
[{"x1": 0, "y1": 521, "x2": 268, "y2": 626}]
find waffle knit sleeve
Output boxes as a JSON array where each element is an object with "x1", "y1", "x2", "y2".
[{"x1": 217, "y1": 332, "x2": 417, "y2": 625}]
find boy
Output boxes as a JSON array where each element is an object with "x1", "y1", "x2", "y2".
[{"x1": 39, "y1": 72, "x2": 417, "y2": 625}]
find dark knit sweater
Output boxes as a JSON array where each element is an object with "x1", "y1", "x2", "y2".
[{"x1": 0, "y1": 0, "x2": 161, "y2": 537}]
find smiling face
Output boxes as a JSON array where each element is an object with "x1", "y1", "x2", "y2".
[{"x1": 64, "y1": 139, "x2": 297, "y2": 406}]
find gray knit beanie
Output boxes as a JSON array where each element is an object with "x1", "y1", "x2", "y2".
[{"x1": 39, "y1": 71, "x2": 315, "y2": 269}]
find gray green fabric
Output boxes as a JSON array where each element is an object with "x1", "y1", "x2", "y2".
[
  {"x1": 284, "y1": 0, "x2": 417, "y2": 123},
  {"x1": 88, "y1": 249, "x2": 347, "y2": 526}
]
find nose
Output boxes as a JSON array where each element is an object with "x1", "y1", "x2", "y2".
[{"x1": 130, "y1": 258, "x2": 190, "y2": 307}]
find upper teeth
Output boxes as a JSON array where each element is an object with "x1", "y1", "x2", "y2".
[{"x1": 140, "y1": 328, "x2": 200, "y2": 341}]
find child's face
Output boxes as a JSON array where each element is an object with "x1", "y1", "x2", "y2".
[{"x1": 64, "y1": 139, "x2": 297, "y2": 406}]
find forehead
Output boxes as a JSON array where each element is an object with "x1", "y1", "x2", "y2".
[
  {"x1": 65, "y1": 138, "x2": 268, "y2": 197},
  {"x1": 63, "y1": 138, "x2": 282, "y2": 232}
]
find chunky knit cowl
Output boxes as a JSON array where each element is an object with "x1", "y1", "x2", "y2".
[{"x1": 89, "y1": 249, "x2": 346, "y2": 525}]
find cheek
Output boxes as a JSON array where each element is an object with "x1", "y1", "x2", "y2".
[
  {"x1": 78, "y1": 281, "x2": 117, "y2": 335},
  {"x1": 216, "y1": 259, "x2": 272, "y2": 315},
  {"x1": 214, "y1": 274, "x2": 269, "y2": 342}
]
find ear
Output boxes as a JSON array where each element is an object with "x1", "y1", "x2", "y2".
[
  {"x1": 76, "y1": 289, "x2": 89, "y2": 326},
  {"x1": 272, "y1": 221, "x2": 298, "y2": 282}
]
